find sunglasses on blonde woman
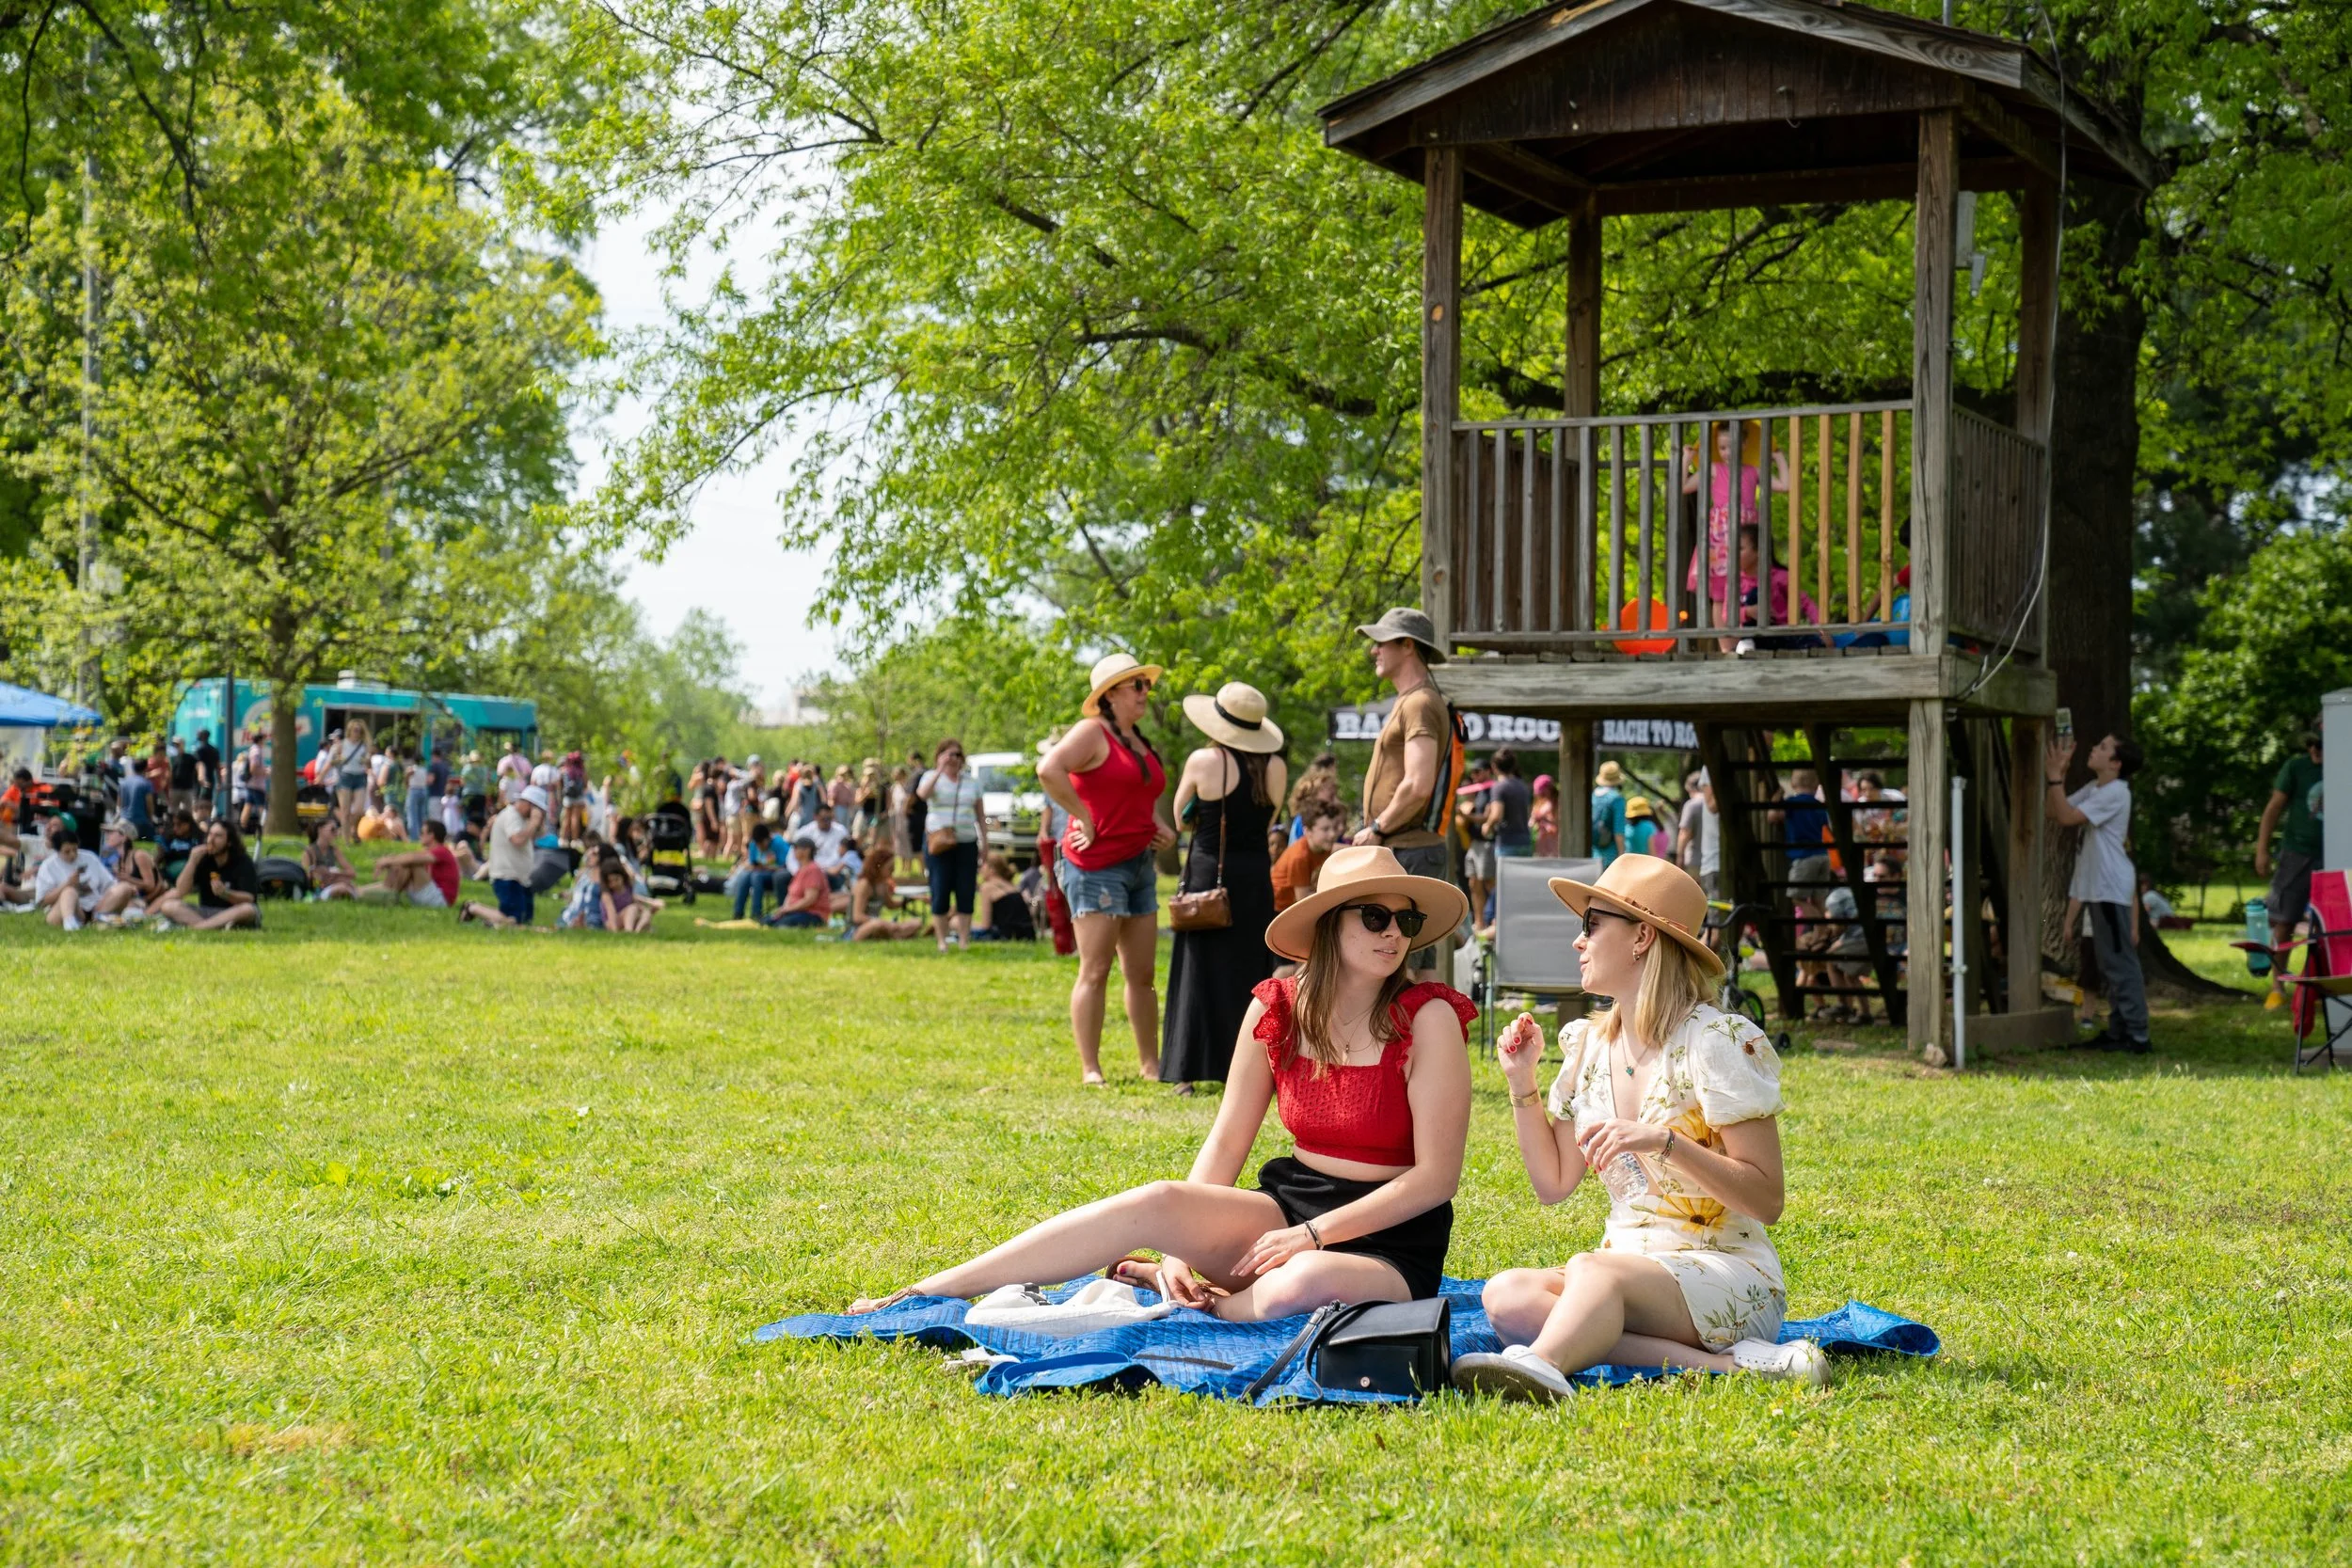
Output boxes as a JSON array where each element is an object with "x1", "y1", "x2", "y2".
[{"x1": 1336, "y1": 903, "x2": 1427, "y2": 938}]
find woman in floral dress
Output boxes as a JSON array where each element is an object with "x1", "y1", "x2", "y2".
[{"x1": 1452, "y1": 853, "x2": 1830, "y2": 1399}]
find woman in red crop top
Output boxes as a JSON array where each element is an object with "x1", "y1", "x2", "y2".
[
  {"x1": 1039, "y1": 654, "x2": 1179, "y2": 1085},
  {"x1": 851, "y1": 846, "x2": 1474, "y2": 1317}
]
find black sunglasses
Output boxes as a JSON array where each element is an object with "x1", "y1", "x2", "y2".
[{"x1": 1335, "y1": 902, "x2": 1427, "y2": 939}]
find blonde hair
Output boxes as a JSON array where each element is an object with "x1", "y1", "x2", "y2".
[{"x1": 1592, "y1": 920, "x2": 1717, "y2": 1053}]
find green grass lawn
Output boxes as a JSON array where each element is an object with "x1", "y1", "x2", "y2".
[{"x1": 3, "y1": 893, "x2": 2348, "y2": 1564}]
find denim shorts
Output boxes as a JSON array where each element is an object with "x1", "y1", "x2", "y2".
[{"x1": 1058, "y1": 849, "x2": 1158, "y2": 918}]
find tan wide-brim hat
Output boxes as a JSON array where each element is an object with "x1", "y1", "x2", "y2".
[
  {"x1": 1595, "y1": 760, "x2": 1626, "y2": 787},
  {"x1": 1081, "y1": 653, "x2": 1163, "y2": 718},
  {"x1": 1182, "y1": 682, "x2": 1285, "y2": 754},
  {"x1": 1265, "y1": 844, "x2": 1470, "y2": 963},
  {"x1": 1549, "y1": 852, "x2": 1723, "y2": 975}
]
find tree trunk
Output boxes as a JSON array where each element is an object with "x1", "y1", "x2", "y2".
[
  {"x1": 2137, "y1": 920, "x2": 2236, "y2": 999},
  {"x1": 2040, "y1": 154, "x2": 2153, "y2": 967},
  {"x1": 269, "y1": 673, "x2": 303, "y2": 836}
]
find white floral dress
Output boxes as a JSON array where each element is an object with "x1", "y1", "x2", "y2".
[{"x1": 1547, "y1": 1004, "x2": 1788, "y2": 1348}]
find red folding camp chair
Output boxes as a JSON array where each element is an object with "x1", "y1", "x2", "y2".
[{"x1": 2239, "y1": 869, "x2": 2352, "y2": 1073}]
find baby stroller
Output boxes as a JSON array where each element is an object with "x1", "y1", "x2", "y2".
[{"x1": 642, "y1": 804, "x2": 696, "y2": 904}]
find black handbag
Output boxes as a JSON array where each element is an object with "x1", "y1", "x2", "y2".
[{"x1": 1242, "y1": 1296, "x2": 1453, "y2": 1402}]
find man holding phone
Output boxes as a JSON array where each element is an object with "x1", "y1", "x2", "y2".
[{"x1": 2045, "y1": 726, "x2": 2150, "y2": 1053}]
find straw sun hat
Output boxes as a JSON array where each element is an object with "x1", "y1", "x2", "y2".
[
  {"x1": 1181, "y1": 682, "x2": 1284, "y2": 754},
  {"x1": 1264, "y1": 844, "x2": 1469, "y2": 963},
  {"x1": 1080, "y1": 653, "x2": 1163, "y2": 718},
  {"x1": 1548, "y1": 853, "x2": 1723, "y2": 975}
]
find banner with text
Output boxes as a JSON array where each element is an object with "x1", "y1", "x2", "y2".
[{"x1": 1327, "y1": 706, "x2": 1697, "y2": 752}]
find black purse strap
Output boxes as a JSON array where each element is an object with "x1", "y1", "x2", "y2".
[{"x1": 1241, "y1": 1302, "x2": 1343, "y2": 1402}]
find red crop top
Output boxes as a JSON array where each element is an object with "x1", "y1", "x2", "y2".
[{"x1": 1250, "y1": 976, "x2": 1477, "y2": 1168}]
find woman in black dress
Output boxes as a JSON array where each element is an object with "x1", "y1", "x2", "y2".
[{"x1": 1162, "y1": 682, "x2": 1288, "y2": 1090}]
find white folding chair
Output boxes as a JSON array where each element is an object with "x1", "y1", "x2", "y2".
[{"x1": 1475, "y1": 856, "x2": 1601, "y2": 1056}]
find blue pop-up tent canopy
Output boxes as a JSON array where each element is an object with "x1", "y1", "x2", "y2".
[{"x1": 0, "y1": 681, "x2": 102, "y2": 728}]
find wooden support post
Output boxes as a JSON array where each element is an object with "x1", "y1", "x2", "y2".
[
  {"x1": 1908, "y1": 697, "x2": 1949, "y2": 1058},
  {"x1": 1559, "y1": 721, "x2": 1594, "y2": 857},
  {"x1": 1565, "y1": 193, "x2": 1601, "y2": 420},
  {"x1": 1422, "y1": 147, "x2": 1464, "y2": 645},
  {"x1": 1955, "y1": 718, "x2": 1994, "y2": 1017},
  {"x1": 1911, "y1": 109, "x2": 1959, "y2": 659},
  {"x1": 2008, "y1": 714, "x2": 2046, "y2": 1015}
]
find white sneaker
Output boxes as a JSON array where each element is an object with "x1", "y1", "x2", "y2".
[
  {"x1": 61, "y1": 914, "x2": 83, "y2": 932},
  {"x1": 1731, "y1": 1337, "x2": 1832, "y2": 1386},
  {"x1": 1451, "y1": 1343, "x2": 1575, "y2": 1402}
]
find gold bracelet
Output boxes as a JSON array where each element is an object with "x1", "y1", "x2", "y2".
[{"x1": 1508, "y1": 1086, "x2": 1544, "y2": 1109}]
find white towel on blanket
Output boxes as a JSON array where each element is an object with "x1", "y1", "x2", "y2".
[{"x1": 963, "y1": 1278, "x2": 1178, "y2": 1338}]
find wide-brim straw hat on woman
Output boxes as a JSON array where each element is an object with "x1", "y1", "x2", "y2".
[
  {"x1": 1081, "y1": 653, "x2": 1164, "y2": 718},
  {"x1": 1549, "y1": 852, "x2": 1722, "y2": 976},
  {"x1": 1182, "y1": 681, "x2": 1285, "y2": 754},
  {"x1": 1265, "y1": 844, "x2": 1470, "y2": 963},
  {"x1": 1595, "y1": 759, "x2": 1626, "y2": 787}
]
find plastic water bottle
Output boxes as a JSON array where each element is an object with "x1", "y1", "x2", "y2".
[{"x1": 1597, "y1": 1151, "x2": 1651, "y2": 1205}]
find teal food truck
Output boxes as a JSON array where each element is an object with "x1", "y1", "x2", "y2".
[{"x1": 168, "y1": 674, "x2": 537, "y2": 769}]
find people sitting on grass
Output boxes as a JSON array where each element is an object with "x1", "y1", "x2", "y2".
[
  {"x1": 34, "y1": 825, "x2": 141, "y2": 929},
  {"x1": 155, "y1": 807, "x2": 201, "y2": 884},
  {"x1": 153, "y1": 819, "x2": 262, "y2": 930},
  {"x1": 770, "y1": 836, "x2": 834, "y2": 928},
  {"x1": 970, "y1": 851, "x2": 1037, "y2": 942},
  {"x1": 101, "y1": 818, "x2": 167, "y2": 908},
  {"x1": 850, "y1": 846, "x2": 1473, "y2": 1322},
  {"x1": 802, "y1": 801, "x2": 852, "y2": 891},
  {"x1": 356, "y1": 820, "x2": 463, "y2": 909},
  {"x1": 598, "y1": 856, "x2": 658, "y2": 933},
  {"x1": 1450, "y1": 853, "x2": 1826, "y2": 1399},
  {"x1": 728, "y1": 818, "x2": 787, "y2": 921},
  {"x1": 304, "y1": 819, "x2": 359, "y2": 900}
]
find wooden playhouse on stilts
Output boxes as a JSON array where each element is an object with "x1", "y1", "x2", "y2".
[{"x1": 1317, "y1": 0, "x2": 2158, "y2": 1060}]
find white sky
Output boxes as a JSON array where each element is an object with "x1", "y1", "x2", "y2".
[{"x1": 571, "y1": 205, "x2": 841, "y2": 708}]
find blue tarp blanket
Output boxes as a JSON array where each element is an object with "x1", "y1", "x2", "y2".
[{"x1": 755, "y1": 1278, "x2": 1939, "y2": 1406}]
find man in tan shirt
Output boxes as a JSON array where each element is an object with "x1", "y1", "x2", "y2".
[{"x1": 1353, "y1": 608, "x2": 1453, "y2": 975}]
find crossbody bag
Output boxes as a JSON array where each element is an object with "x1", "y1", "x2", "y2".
[{"x1": 1167, "y1": 795, "x2": 1231, "y2": 931}]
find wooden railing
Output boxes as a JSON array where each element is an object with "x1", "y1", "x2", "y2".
[
  {"x1": 1948, "y1": 406, "x2": 2048, "y2": 657},
  {"x1": 1448, "y1": 402, "x2": 1915, "y2": 653}
]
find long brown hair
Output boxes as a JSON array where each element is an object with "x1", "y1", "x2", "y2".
[{"x1": 1286, "y1": 903, "x2": 1414, "y2": 1076}]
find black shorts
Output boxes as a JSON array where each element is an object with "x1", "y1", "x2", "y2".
[
  {"x1": 1255, "y1": 1155, "x2": 1452, "y2": 1302},
  {"x1": 2270, "y1": 849, "x2": 2316, "y2": 934}
]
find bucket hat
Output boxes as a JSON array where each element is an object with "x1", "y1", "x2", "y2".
[{"x1": 1354, "y1": 608, "x2": 1448, "y2": 665}]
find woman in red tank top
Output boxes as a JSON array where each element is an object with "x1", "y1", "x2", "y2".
[
  {"x1": 1038, "y1": 655, "x2": 1178, "y2": 1085},
  {"x1": 850, "y1": 846, "x2": 1474, "y2": 1319}
]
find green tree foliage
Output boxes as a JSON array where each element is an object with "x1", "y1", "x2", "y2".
[
  {"x1": 2134, "y1": 529, "x2": 2352, "y2": 884},
  {"x1": 1, "y1": 71, "x2": 596, "y2": 825},
  {"x1": 563, "y1": 0, "x2": 2352, "y2": 879}
]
